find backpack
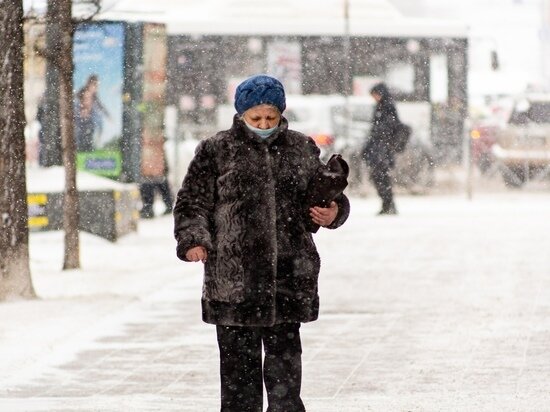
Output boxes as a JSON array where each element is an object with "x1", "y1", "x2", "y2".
[{"x1": 392, "y1": 122, "x2": 411, "y2": 153}]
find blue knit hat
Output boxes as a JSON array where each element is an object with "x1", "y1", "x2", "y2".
[{"x1": 234, "y1": 74, "x2": 286, "y2": 115}]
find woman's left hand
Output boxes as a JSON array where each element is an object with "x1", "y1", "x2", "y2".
[{"x1": 309, "y1": 201, "x2": 338, "y2": 227}]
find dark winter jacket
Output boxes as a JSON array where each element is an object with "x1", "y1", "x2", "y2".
[
  {"x1": 173, "y1": 115, "x2": 350, "y2": 327},
  {"x1": 364, "y1": 85, "x2": 400, "y2": 168}
]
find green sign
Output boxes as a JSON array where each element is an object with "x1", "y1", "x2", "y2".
[{"x1": 77, "y1": 150, "x2": 122, "y2": 177}]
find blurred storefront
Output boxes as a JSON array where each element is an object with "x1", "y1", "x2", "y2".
[{"x1": 102, "y1": 0, "x2": 469, "y2": 161}]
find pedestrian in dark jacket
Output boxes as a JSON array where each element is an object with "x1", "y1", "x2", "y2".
[
  {"x1": 173, "y1": 74, "x2": 350, "y2": 412},
  {"x1": 139, "y1": 156, "x2": 174, "y2": 219},
  {"x1": 363, "y1": 82, "x2": 399, "y2": 215}
]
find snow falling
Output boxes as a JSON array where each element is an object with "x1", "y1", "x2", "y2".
[{"x1": 1, "y1": 0, "x2": 550, "y2": 410}]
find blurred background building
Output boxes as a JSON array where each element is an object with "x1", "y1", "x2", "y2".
[
  {"x1": 392, "y1": 0, "x2": 550, "y2": 96},
  {"x1": 21, "y1": 0, "x2": 550, "y2": 191},
  {"x1": 23, "y1": 0, "x2": 550, "y2": 97}
]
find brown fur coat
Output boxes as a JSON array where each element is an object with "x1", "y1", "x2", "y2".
[{"x1": 174, "y1": 115, "x2": 350, "y2": 326}]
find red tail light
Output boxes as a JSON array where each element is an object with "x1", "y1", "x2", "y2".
[{"x1": 312, "y1": 134, "x2": 334, "y2": 146}]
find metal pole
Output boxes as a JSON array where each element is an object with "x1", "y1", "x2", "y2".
[
  {"x1": 343, "y1": 0, "x2": 351, "y2": 148},
  {"x1": 463, "y1": 117, "x2": 473, "y2": 200},
  {"x1": 542, "y1": 0, "x2": 550, "y2": 89},
  {"x1": 173, "y1": 109, "x2": 181, "y2": 190}
]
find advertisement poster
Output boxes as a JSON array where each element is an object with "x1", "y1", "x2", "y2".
[
  {"x1": 267, "y1": 41, "x2": 302, "y2": 94},
  {"x1": 140, "y1": 23, "x2": 167, "y2": 179},
  {"x1": 73, "y1": 22, "x2": 125, "y2": 177}
]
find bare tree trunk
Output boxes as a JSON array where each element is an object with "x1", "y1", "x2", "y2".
[
  {"x1": 0, "y1": 0, "x2": 37, "y2": 300},
  {"x1": 58, "y1": 0, "x2": 80, "y2": 270},
  {"x1": 47, "y1": 0, "x2": 80, "y2": 269}
]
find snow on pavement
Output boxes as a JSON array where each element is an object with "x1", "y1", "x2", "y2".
[{"x1": 0, "y1": 192, "x2": 549, "y2": 411}]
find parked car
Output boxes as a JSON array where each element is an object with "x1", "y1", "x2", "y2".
[
  {"x1": 218, "y1": 95, "x2": 346, "y2": 161},
  {"x1": 492, "y1": 94, "x2": 550, "y2": 187},
  {"x1": 468, "y1": 95, "x2": 516, "y2": 174},
  {"x1": 217, "y1": 95, "x2": 435, "y2": 192},
  {"x1": 469, "y1": 121, "x2": 499, "y2": 173},
  {"x1": 284, "y1": 95, "x2": 344, "y2": 161}
]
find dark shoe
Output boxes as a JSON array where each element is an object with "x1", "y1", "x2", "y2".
[
  {"x1": 162, "y1": 208, "x2": 172, "y2": 216},
  {"x1": 377, "y1": 204, "x2": 397, "y2": 215},
  {"x1": 140, "y1": 208, "x2": 154, "y2": 219}
]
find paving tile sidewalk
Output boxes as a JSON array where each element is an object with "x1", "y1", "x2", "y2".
[{"x1": 1, "y1": 194, "x2": 550, "y2": 411}]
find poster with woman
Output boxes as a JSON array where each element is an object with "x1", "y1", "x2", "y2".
[{"x1": 73, "y1": 22, "x2": 125, "y2": 177}]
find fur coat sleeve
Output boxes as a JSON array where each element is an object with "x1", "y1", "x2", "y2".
[{"x1": 173, "y1": 139, "x2": 216, "y2": 261}]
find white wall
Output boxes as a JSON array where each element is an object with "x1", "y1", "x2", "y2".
[{"x1": 391, "y1": 0, "x2": 547, "y2": 96}]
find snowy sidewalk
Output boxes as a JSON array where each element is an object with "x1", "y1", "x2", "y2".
[{"x1": 1, "y1": 192, "x2": 550, "y2": 411}]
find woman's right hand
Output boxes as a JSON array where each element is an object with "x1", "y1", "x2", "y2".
[{"x1": 186, "y1": 246, "x2": 208, "y2": 263}]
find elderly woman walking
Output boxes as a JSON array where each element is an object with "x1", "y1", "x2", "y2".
[{"x1": 173, "y1": 74, "x2": 350, "y2": 412}]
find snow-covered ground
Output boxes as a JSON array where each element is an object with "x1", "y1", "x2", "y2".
[{"x1": 1, "y1": 190, "x2": 550, "y2": 411}]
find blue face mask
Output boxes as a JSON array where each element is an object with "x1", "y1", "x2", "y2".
[{"x1": 244, "y1": 121, "x2": 278, "y2": 139}]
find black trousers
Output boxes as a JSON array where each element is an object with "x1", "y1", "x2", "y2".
[
  {"x1": 370, "y1": 163, "x2": 394, "y2": 210},
  {"x1": 216, "y1": 322, "x2": 306, "y2": 412},
  {"x1": 139, "y1": 179, "x2": 174, "y2": 216}
]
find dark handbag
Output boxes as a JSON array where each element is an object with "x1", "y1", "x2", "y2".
[
  {"x1": 305, "y1": 154, "x2": 349, "y2": 208},
  {"x1": 303, "y1": 154, "x2": 349, "y2": 233}
]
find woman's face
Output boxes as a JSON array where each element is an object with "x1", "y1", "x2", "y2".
[{"x1": 242, "y1": 104, "x2": 281, "y2": 129}]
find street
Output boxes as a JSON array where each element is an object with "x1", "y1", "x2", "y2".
[{"x1": 1, "y1": 191, "x2": 550, "y2": 411}]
